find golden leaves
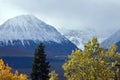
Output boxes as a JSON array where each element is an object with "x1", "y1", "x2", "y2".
[
  {"x1": 0, "y1": 59, "x2": 28, "y2": 80},
  {"x1": 63, "y1": 37, "x2": 119, "y2": 80}
]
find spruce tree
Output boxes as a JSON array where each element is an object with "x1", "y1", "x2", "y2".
[{"x1": 31, "y1": 43, "x2": 50, "y2": 80}]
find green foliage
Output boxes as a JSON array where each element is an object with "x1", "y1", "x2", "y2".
[
  {"x1": 49, "y1": 70, "x2": 58, "y2": 80},
  {"x1": 31, "y1": 43, "x2": 50, "y2": 80},
  {"x1": 63, "y1": 37, "x2": 120, "y2": 80}
]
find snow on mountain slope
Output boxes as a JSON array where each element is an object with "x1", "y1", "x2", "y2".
[
  {"x1": 101, "y1": 29, "x2": 120, "y2": 49},
  {"x1": 59, "y1": 28, "x2": 106, "y2": 50},
  {"x1": 0, "y1": 15, "x2": 67, "y2": 46},
  {"x1": 0, "y1": 15, "x2": 77, "y2": 57}
]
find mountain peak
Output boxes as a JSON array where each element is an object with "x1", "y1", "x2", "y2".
[
  {"x1": 11, "y1": 15, "x2": 37, "y2": 19},
  {"x1": 0, "y1": 15, "x2": 67, "y2": 45},
  {"x1": 8, "y1": 15, "x2": 40, "y2": 21},
  {"x1": 5, "y1": 15, "x2": 44, "y2": 27}
]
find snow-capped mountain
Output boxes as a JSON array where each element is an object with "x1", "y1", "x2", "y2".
[
  {"x1": 0, "y1": 15, "x2": 67, "y2": 45},
  {"x1": 59, "y1": 28, "x2": 106, "y2": 50},
  {"x1": 101, "y1": 29, "x2": 120, "y2": 49},
  {"x1": 0, "y1": 15, "x2": 77, "y2": 57}
]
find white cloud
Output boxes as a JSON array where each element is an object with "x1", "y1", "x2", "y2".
[
  {"x1": 0, "y1": 0, "x2": 120, "y2": 36},
  {"x1": 0, "y1": 0, "x2": 27, "y2": 24}
]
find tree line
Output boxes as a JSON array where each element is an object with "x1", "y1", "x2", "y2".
[{"x1": 0, "y1": 37, "x2": 120, "y2": 80}]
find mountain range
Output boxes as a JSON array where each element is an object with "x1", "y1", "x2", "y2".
[
  {"x1": 59, "y1": 28, "x2": 106, "y2": 50},
  {"x1": 0, "y1": 14, "x2": 120, "y2": 79}
]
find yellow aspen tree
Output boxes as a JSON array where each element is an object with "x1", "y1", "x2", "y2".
[
  {"x1": 49, "y1": 70, "x2": 58, "y2": 80},
  {"x1": 63, "y1": 37, "x2": 120, "y2": 80},
  {"x1": 0, "y1": 59, "x2": 28, "y2": 80}
]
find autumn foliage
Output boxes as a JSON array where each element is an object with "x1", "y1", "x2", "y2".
[
  {"x1": 0, "y1": 59, "x2": 28, "y2": 80},
  {"x1": 49, "y1": 70, "x2": 58, "y2": 80},
  {"x1": 63, "y1": 37, "x2": 120, "y2": 80}
]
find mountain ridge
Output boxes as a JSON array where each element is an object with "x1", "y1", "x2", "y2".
[
  {"x1": 101, "y1": 29, "x2": 120, "y2": 49},
  {"x1": 59, "y1": 28, "x2": 106, "y2": 50}
]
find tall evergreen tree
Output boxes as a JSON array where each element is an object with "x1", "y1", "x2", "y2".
[{"x1": 31, "y1": 43, "x2": 50, "y2": 80}]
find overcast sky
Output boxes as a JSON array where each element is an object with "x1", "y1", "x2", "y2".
[{"x1": 0, "y1": 0, "x2": 120, "y2": 36}]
